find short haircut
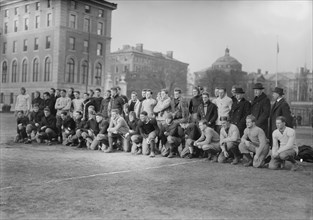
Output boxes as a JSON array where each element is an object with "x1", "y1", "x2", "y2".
[
  {"x1": 84, "y1": 92, "x2": 89, "y2": 96},
  {"x1": 61, "y1": 89, "x2": 66, "y2": 93},
  {"x1": 199, "y1": 119, "x2": 209, "y2": 126},
  {"x1": 161, "y1": 89, "x2": 168, "y2": 94},
  {"x1": 35, "y1": 91, "x2": 40, "y2": 95},
  {"x1": 43, "y1": 92, "x2": 50, "y2": 96},
  {"x1": 106, "y1": 90, "x2": 111, "y2": 93},
  {"x1": 246, "y1": 115, "x2": 256, "y2": 122},
  {"x1": 111, "y1": 109, "x2": 120, "y2": 114},
  {"x1": 276, "y1": 116, "x2": 286, "y2": 123},
  {"x1": 140, "y1": 111, "x2": 148, "y2": 116},
  {"x1": 193, "y1": 87, "x2": 200, "y2": 93},
  {"x1": 70, "y1": 87, "x2": 74, "y2": 91},
  {"x1": 50, "y1": 88, "x2": 55, "y2": 92},
  {"x1": 219, "y1": 87, "x2": 226, "y2": 92},
  {"x1": 131, "y1": 91, "x2": 137, "y2": 96},
  {"x1": 74, "y1": 91, "x2": 80, "y2": 94},
  {"x1": 202, "y1": 91, "x2": 210, "y2": 97},
  {"x1": 95, "y1": 88, "x2": 101, "y2": 92},
  {"x1": 33, "y1": 103, "x2": 39, "y2": 108},
  {"x1": 142, "y1": 89, "x2": 147, "y2": 92},
  {"x1": 129, "y1": 111, "x2": 136, "y2": 118},
  {"x1": 116, "y1": 86, "x2": 121, "y2": 90},
  {"x1": 17, "y1": 110, "x2": 24, "y2": 114},
  {"x1": 111, "y1": 87, "x2": 118, "y2": 91},
  {"x1": 88, "y1": 105, "x2": 95, "y2": 110},
  {"x1": 21, "y1": 87, "x2": 26, "y2": 91},
  {"x1": 220, "y1": 116, "x2": 229, "y2": 122},
  {"x1": 76, "y1": 111, "x2": 82, "y2": 115},
  {"x1": 60, "y1": 111, "x2": 68, "y2": 116},
  {"x1": 146, "y1": 89, "x2": 153, "y2": 94},
  {"x1": 174, "y1": 88, "x2": 182, "y2": 94}
]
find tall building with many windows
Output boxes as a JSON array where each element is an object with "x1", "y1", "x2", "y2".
[{"x1": 0, "y1": 0, "x2": 116, "y2": 109}]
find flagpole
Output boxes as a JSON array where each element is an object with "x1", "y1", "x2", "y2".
[{"x1": 276, "y1": 36, "x2": 279, "y2": 87}]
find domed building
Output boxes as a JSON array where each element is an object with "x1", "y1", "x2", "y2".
[{"x1": 212, "y1": 48, "x2": 242, "y2": 72}]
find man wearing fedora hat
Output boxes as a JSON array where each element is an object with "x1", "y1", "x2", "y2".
[
  {"x1": 251, "y1": 83, "x2": 271, "y2": 136},
  {"x1": 229, "y1": 87, "x2": 251, "y2": 136},
  {"x1": 269, "y1": 87, "x2": 293, "y2": 144}
]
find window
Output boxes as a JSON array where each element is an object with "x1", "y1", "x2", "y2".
[
  {"x1": 82, "y1": 61, "x2": 88, "y2": 84},
  {"x1": 2, "y1": 61, "x2": 7, "y2": 83},
  {"x1": 4, "y1": 22, "x2": 8, "y2": 34},
  {"x1": 35, "y1": 2, "x2": 40, "y2": 10},
  {"x1": 66, "y1": 58, "x2": 75, "y2": 83},
  {"x1": 47, "y1": 13, "x2": 52, "y2": 27},
  {"x1": 47, "y1": 0, "x2": 51, "y2": 8},
  {"x1": 4, "y1": 9, "x2": 9, "y2": 17},
  {"x1": 24, "y1": 18, "x2": 29, "y2": 30},
  {"x1": 14, "y1": 7, "x2": 19, "y2": 15},
  {"x1": 33, "y1": 58, "x2": 39, "y2": 82},
  {"x1": 84, "y1": 18, "x2": 90, "y2": 32},
  {"x1": 0, "y1": 93, "x2": 3, "y2": 104},
  {"x1": 11, "y1": 60, "x2": 18, "y2": 82},
  {"x1": 35, "y1": 15, "x2": 40, "y2": 28},
  {"x1": 22, "y1": 59, "x2": 28, "y2": 82},
  {"x1": 97, "y1": 22, "x2": 103, "y2": 35},
  {"x1": 34, "y1": 38, "x2": 39, "y2": 50},
  {"x1": 98, "y1": 9, "x2": 104, "y2": 17},
  {"x1": 83, "y1": 40, "x2": 89, "y2": 53},
  {"x1": 13, "y1": 41, "x2": 17, "y2": 53},
  {"x1": 44, "y1": 57, "x2": 51, "y2": 81},
  {"x1": 85, "y1": 5, "x2": 90, "y2": 13},
  {"x1": 97, "y1": 43, "x2": 102, "y2": 56},
  {"x1": 23, "y1": 39, "x2": 28, "y2": 51},
  {"x1": 3, "y1": 42, "x2": 7, "y2": 54},
  {"x1": 10, "y1": 93, "x2": 14, "y2": 104},
  {"x1": 14, "y1": 20, "x2": 18, "y2": 32},
  {"x1": 71, "y1": 1, "x2": 77, "y2": 9},
  {"x1": 25, "y1": 4, "x2": 29, "y2": 13},
  {"x1": 69, "y1": 37, "x2": 75, "y2": 50},
  {"x1": 46, "y1": 36, "x2": 51, "y2": 49},
  {"x1": 95, "y1": 63, "x2": 102, "y2": 85},
  {"x1": 69, "y1": 14, "x2": 76, "y2": 28}
]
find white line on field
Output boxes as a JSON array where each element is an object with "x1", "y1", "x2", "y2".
[{"x1": 0, "y1": 159, "x2": 203, "y2": 191}]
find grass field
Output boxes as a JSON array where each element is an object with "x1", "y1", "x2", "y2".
[{"x1": 1, "y1": 113, "x2": 312, "y2": 219}]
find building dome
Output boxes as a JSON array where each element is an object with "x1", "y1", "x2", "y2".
[{"x1": 212, "y1": 48, "x2": 242, "y2": 72}]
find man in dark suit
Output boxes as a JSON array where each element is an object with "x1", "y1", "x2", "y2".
[
  {"x1": 197, "y1": 92, "x2": 218, "y2": 128},
  {"x1": 269, "y1": 87, "x2": 293, "y2": 143},
  {"x1": 251, "y1": 83, "x2": 271, "y2": 136},
  {"x1": 229, "y1": 87, "x2": 251, "y2": 136}
]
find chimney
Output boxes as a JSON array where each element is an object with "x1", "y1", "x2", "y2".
[
  {"x1": 136, "y1": 43, "x2": 143, "y2": 52},
  {"x1": 166, "y1": 51, "x2": 173, "y2": 59},
  {"x1": 257, "y1": 69, "x2": 261, "y2": 74}
]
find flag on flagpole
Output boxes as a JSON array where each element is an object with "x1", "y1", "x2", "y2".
[{"x1": 277, "y1": 42, "x2": 279, "y2": 54}]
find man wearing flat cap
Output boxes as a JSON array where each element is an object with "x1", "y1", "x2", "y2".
[
  {"x1": 269, "y1": 87, "x2": 293, "y2": 144},
  {"x1": 251, "y1": 83, "x2": 271, "y2": 136},
  {"x1": 229, "y1": 88, "x2": 251, "y2": 136}
]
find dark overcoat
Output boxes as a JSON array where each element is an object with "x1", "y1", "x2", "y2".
[
  {"x1": 229, "y1": 98, "x2": 251, "y2": 136},
  {"x1": 197, "y1": 101, "x2": 218, "y2": 128},
  {"x1": 251, "y1": 93, "x2": 271, "y2": 136}
]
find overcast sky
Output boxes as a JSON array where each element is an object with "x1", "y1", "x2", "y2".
[{"x1": 110, "y1": 0, "x2": 312, "y2": 74}]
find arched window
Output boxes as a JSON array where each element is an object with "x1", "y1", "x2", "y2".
[
  {"x1": 33, "y1": 58, "x2": 39, "y2": 82},
  {"x1": 22, "y1": 59, "x2": 28, "y2": 82},
  {"x1": 81, "y1": 60, "x2": 88, "y2": 84},
  {"x1": 44, "y1": 57, "x2": 51, "y2": 81},
  {"x1": 66, "y1": 58, "x2": 75, "y2": 83},
  {"x1": 11, "y1": 60, "x2": 18, "y2": 82},
  {"x1": 2, "y1": 61, "x2": 7, "y2": 83},
  {"x1": 95, "y1": 62, "x2": 102, "y2": 85}
]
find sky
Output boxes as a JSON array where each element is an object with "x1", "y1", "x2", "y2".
[{"x1": 110, "y1": 0, "x2": 312, "y2": 74}]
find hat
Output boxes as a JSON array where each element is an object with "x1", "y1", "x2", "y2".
[
  {"x1": 272, "y1": 87, "x2": 284, "y2": 96},
  {"x1": 234, "y1": 88, "x2": 245, "y2": 94},
  {"x1": 253, "y1": 83, "x2": 264, "y2": 90},
  {"x1": 96, "y1": 113, "x2": 104, "y2": 117},
  {"x1": 43, "y1": 107, "x2": 50, "y2": 112}
]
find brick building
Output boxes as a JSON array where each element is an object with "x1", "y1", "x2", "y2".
[
  {"x1": 0, "y1": 0, "x2": 116, "y2": 110},
  {"x1": 109, "y1": 44, "x2": 189, "y2": 97}
]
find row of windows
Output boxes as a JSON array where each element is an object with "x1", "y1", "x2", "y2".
[
  {"x1": 0, "y1": 93, "x2": 14, "y2": 104},
  {"x1": 69, "y1": 14, "x2": 105, "y2": 35},
  {"x1": 4, "y1": 1, "x2": 49, "y2": 18},
  {"x1": 70, "y1": 1, "x2": 105, "y2": 17},
  {"x1": 3, "y1": 13, "x2": 51, "y2": 34},
  {"x1": 2, "y1": 36, "x2": 51, "y2": 54},
  {"x1": 68, "y1": 37, "x2": 103, "y2": 56},
  {"x1": 1, "y1": 59, "x2": 103, "y2": 86}
]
